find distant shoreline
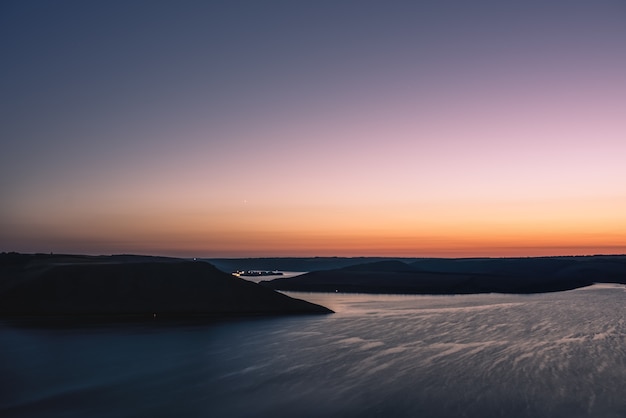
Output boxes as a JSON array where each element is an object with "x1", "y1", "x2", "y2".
[{"x1": 258, "y1": 256, "x2": 626, "y2": 296}]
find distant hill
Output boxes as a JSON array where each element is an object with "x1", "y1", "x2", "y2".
[
  {"x1": 0, "y1": 253, "x2": 332, "y2": 317},
  {"x1": 206, "y1": 257, "x2": 419, "y2": 273},
  {"x1": 261, "y1": 255, "x2": 626, "y2": 294}
]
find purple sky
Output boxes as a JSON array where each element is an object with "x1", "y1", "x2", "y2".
[{"x1": 2, "y1": 0, "x2": 625, "y2": 256}]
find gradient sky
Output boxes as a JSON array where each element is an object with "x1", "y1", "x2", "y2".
[{"x1": 2, "y1": 0, "x2": 625, "y2": 257}]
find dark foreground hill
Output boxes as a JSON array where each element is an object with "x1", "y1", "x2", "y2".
[
  {"x1": 261, "y1": 256, "x2": 626, "y2": 295},
  {"x1": 0, "y1": 253, "x2": 332, "y2": 317}
]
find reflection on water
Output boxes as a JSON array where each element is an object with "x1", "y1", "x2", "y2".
[{"x1": 1, "y1": 284, "x2": 626, "y2": 417}]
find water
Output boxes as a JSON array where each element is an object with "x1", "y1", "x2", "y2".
[
  {"x1": 237, "y1": 271, "x2": 306, "y2": 283},
  {"x1": 1, "y1": 284, "x2": 625, "y2": 417}
]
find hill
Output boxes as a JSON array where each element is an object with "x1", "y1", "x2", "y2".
[
  {"x1": 261, "y1": 256, "x2": 626, "y2": 294},
  {"x1": 206, "y1": 257, "x2": 418, "y2": 273},
  {"x1": 0, "y1": 253, "x2": 332, "y2": 317}
]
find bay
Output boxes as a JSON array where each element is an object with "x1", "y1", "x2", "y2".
[{"x1": 1, "y1": 284, "x2": 625, "y2": 417}]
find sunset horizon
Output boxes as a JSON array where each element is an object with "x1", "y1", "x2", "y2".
[
  {"x1": 2, "y1": 0, "x2": 625, "y2": 260},
  {"x1": 2, "y1": 2, "x2": 625, "y2": 413}
]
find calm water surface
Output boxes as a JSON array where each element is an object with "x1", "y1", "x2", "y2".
[{"x1": 1, "y1": 284, "x2": 625, "y2": 417}]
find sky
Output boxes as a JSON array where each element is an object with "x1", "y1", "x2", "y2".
[{"x1": 1, "y1": 0, "x2": 625, "y2": 258}]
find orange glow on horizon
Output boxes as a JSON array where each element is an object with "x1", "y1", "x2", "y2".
[{"x1": 4, "y1": 194, "x2": 625, "y2": 258}]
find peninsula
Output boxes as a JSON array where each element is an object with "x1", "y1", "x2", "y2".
[
  {"x1": 260, "y1": 255, "x2": 626, "y2": 295},
  {"x1": 0, "y1": 253, "x2": 332, "y2": 318}
]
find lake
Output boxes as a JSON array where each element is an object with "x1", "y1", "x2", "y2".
[{"x1": 1, "y1": 284, "x2": 625, "y2": 417}]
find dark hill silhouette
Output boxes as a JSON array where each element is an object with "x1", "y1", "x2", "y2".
[
  {"x1": 0, "y1": 253, "x2": 332, "y2": 317},
  {"x1": 340, "y1": 260, "x2": 417, "y2": 272},
  {"x1": 262, "y1": 255, "x2": 626, "y2": 294},
  {"x1": 207, "y1": 257, "x2": 418, "y2": 273}
]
